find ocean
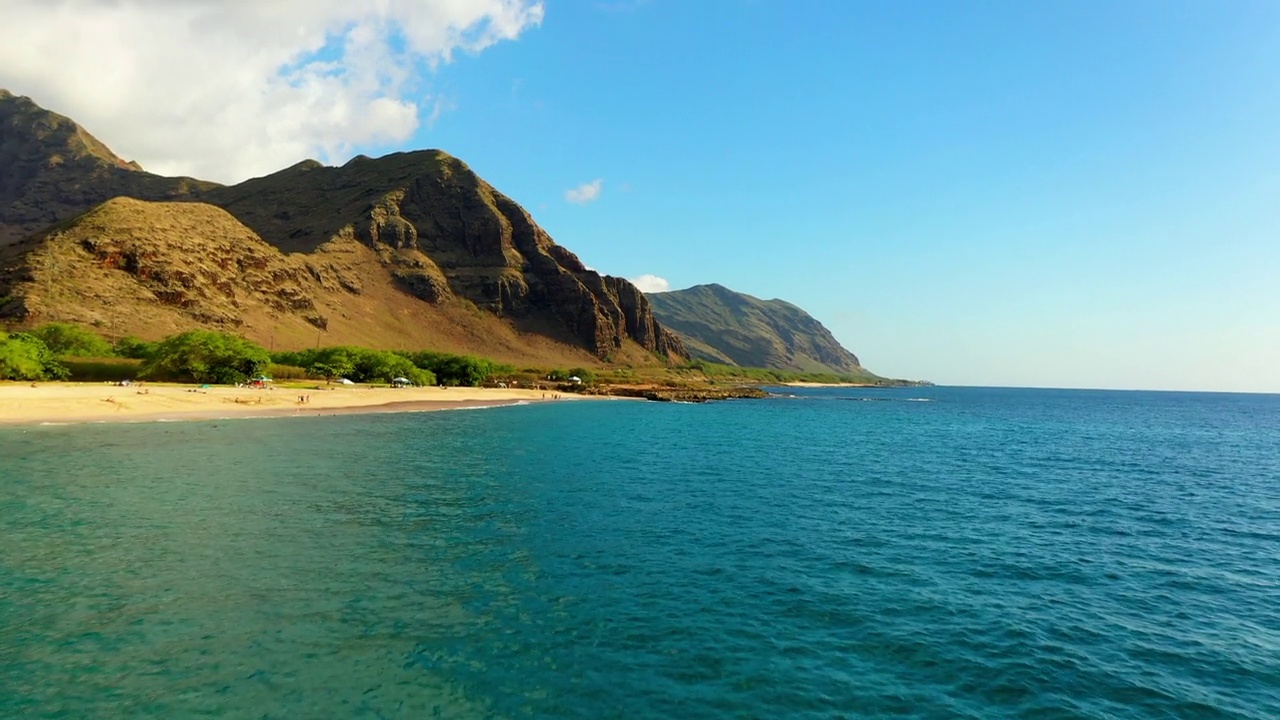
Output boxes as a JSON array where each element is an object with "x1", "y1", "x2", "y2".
[{"x1": 1, "y1": 387, "x2": 1278, "y2": 718}]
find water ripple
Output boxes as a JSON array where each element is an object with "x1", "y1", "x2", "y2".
[{"x1": 2, "y1": 388, "x2": 1279, "y2": 718}]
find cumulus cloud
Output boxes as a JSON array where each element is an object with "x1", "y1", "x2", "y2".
[
  {"x1": 565, "y1": 179, "x2": 603, "y2": 204},
  {"x1": 628, "y1": 274, "x2": 670, "y2": 293},
  {"x1": 0, "y1": 0, "x2": 544, "y2": 182}
]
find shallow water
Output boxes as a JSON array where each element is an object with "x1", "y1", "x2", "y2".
[{"x1": 2, "y1": 388, "x2": 1278, "y2": 718}]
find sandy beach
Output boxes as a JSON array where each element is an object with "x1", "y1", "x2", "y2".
[{"x1": 0, "y1": 382, "x2": 593, "y2": 426}]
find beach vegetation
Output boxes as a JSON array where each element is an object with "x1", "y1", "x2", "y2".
[
  {"x1": 61, "y1": 357, "x2": 142, "y2": 382},
  {"x1": 567, "y1": 367, "x2": 596, "y2": 384},
  {"x1": 309, "y1": 357, "x2": 355, "y2": 384},
  {"x1": 403, "y1": 351, "x2": 510, "y2": 386},
  {"x1": 272, "y1": 347, "x2": 434, "y2": 386},
  {"x1": 0, "y1": 331, "x2": 69, "y2": 380},
  {"x1": 267, "y1": 363, "x2": 309, "y2": 381},
  {"x1": 141, "y1": 330, "x2": 271, "y2": 384},
  {"x1": 29, "y1": 322, "x2": 114, "y2": 357},
  {"x1": 113, "y1": 336, "x2": 159, "y2": 360}
]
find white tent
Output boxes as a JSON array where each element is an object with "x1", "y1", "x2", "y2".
[{"x1": 338, "y1": 378, "x2": 355, "y2": 385}]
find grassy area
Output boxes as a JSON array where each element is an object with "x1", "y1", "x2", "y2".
[{"x1": 60, "y1": 357, "x2": 143, "y2": 382}]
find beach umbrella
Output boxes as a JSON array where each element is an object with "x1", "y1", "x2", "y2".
[{"x1": 392, "y1": 377, "x2": 412, "y2": 384}]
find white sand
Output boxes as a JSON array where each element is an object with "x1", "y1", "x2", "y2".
[{"x1": 0, "y1": 382, "x2": 589, "y2": 425}]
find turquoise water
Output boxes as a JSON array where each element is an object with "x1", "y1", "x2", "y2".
[{"x1": 2, "y1": 388, "x2": 1278, "y2": 718}]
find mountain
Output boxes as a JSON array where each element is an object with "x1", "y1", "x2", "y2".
[
  {"x1": 646, "y1": 283, "x2": 865, "y2": 374},
  {"x1": 0, "y1": 90, "x2": 684, "y2": 365},
  {"x1": 0, "y1": 89, "x2": 215, "y2": 248}
]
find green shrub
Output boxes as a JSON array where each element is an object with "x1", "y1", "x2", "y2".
[
  {"x1": 141, "y1": 330, "x2": 270, "y2": 384},
  {"x1": 567, "y1": 367, "x2": 596, "y2": 384},
  {"x1": 0, "y1": 331, "x2": 69, "y2": 380},
  {"x1": 114, "y1": 336, "x2": 159, "y2": 360},
  {"x1": 404, "y1": 351, "x2": 504, "y2": 386},
  {"x1": 30, "y1": 322, "x2": 113, "y2": 357},
  {"x1": 274, "y1": 346, "x2": 435, "y2": 385}
]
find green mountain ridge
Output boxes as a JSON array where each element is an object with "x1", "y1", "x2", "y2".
[{"x1": 647, "y1": 283, "x2": 869, "y2": 376}]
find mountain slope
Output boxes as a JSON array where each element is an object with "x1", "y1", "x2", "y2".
[
  {"x1": 204, "y1": 150, "x2": 683, "y2": 360},
  {"x1": 647, "y1": 283, "x2": 864, "y2": 374},
  {"x1": 0, "y1": 90, "x2": 684, "y2": 364},
  {"x1": 0, "y1": 89, "x2": 216, "y2": 247},
  {"x1": 0, "y1": 198, "x2": 625, "y2": 363}
]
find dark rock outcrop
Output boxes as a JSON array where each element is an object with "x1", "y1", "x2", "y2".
[{"x1": 204, "y1": 149, "x2": 684, "y2": 360}]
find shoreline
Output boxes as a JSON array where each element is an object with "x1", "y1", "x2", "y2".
[
  {"x1": 779, "y1": 381, "x2": 888, "y2": 388},
  {"x1": 0, "y1": 382, "x2": 600, "y2": 427}
]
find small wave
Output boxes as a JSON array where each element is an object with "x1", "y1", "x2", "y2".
[{"x1": 440, "y1": 401, "x2": 530, "y2": 412}]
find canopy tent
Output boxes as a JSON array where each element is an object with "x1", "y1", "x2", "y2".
[{"x1": 391, "y1": 377, "x2": 413, "y2": 386}]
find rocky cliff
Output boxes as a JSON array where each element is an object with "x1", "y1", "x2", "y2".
[
  {"x1": 0, "y1": 90, "x2": 684, "y2": 364},
  {"x1": 646, "y1": 283, "x2": 864, "y2": 374},
  {"x1": 204, "y1": 150, "x2": 683, "y2": 360}
]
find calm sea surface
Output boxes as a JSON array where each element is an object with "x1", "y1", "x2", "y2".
[{"x1": 2, "y1": 387, "x2": 1278, "y2": 718}]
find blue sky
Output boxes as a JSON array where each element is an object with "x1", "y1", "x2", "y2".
[
  {"x1": 393, "y1": 0, "x2": 1280, "y2": 392},
  {"x1": 10, "y1": 0, "x2": 1275, "y2": 391}
]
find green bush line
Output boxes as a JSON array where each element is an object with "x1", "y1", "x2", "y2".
[{"x1": 2, "y1": 322, "x2": 900, "y2": 386}]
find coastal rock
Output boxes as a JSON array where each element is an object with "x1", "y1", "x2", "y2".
[{"x1": 647, "y1": 283, "x2": 864, "y2": 374}]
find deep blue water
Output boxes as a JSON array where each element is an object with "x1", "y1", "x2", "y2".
[{"x1": 2, "y1": 387, "x2": 1279, "y2": 718}]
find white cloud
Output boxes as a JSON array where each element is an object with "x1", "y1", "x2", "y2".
[
  {"x1": 629, "y1": 274, "x2": 670, "y2": 293},
  {"x1": 0, "y1": 0, "x2": 544, "y2": 183},
  {"x1": 565, "y1": 179, "x2": 603, "y2": 204}
]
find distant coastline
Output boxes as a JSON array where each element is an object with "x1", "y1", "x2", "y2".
[
  {"x1": 782, "y1": 381, "x2": 887, "y2": 388},
  {"x1": 780, "y1": 380, "x2": 934, "y2": 388}
]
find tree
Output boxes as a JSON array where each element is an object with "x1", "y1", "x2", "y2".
[
  {"x1": 407, "y1": 351, "x2": 496, "y2": 386},
  {"x1": 30, "y1": 323, "x2": 113, "y2": 357},
  {"x1": 567, "y1": 367, "x2": 596, "y2": 384},
  {"x1": 114, "y1": 336, "x2": 158, "y2": 360},
  {"x1": 141, "y1": 330, "x2": 270, "y2": 384},
  {"x1": 351, "y1": 348, "x2": 434, "y2": 385},
  {"x1": 0, "y1": 331, "x2": 68, "y2": 380},
  {"x1": 309, "y1": 358, "x2": 354, "y2": 384}
]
